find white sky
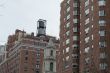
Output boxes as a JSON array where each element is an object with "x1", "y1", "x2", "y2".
[{"x1": 0, "y1": 0, "x2": 62, "y2": 45}]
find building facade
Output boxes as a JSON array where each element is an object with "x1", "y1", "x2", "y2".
[
  {"x1": 59, "y1": 0, "x2": 110, "y2": 73},
  {"x1": 0, "y1": 45, "x2": 6, "y2": 63},
  {"x1": 0, "y1": 20, "x2": 59, "y2": 73},
  {"x1": 80, "y1": 0, "x2": 110, "y2": 73},
  {"x1": 59, "y1": 0, "x2": 80, "y2": 73},
  {"x1": 43, "y1": 38, "x2": 56, "y2": 73}
]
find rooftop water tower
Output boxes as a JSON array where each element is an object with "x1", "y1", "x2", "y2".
[{"x1": 37, "y1": 19, "x2": 46, "y2": 37}]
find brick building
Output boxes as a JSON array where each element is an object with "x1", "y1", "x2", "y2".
[
  {"x1": 59, "y1": 0, "x2": 110, "y2": 73},
  {"x1": 0, "y1": 19, "x2": 59, "y2": 73},
  {"x1": 80, "y1": 0, "x2": 110, "y2": 73},
  {"x1": 58, "y1": 0, "x2": 80, "y2": 73}
]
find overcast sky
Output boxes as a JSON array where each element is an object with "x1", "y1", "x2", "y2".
[{"x1": 0, "y1": 0, "x2": 62, "y2": 45}]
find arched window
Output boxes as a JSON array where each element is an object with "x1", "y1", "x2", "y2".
[{"x1": 50, "y1": 62, "x2": 53, "y2": 71}]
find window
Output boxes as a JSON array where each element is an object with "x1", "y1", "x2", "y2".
[
  {"x1": 99, "y1": 41, "x2": 106, "y2": 48},
  {"x1": 73, "y1": 18, "x2": 78, "y2": 24},
  {"x1": 63, "y1": 49, "x2": 65, "y2": 54},
  {"x1": 67, "y1": 7, "x2": 70, "y2": 12},
  {"x1": 73, "y1": 10, "x2": 78, "y2": 15},
  {"x1": 73, "y1": 3, "x2": 78, "y2": 7},
  {"x1": 73, "y1": 27, "x2": 78, "y2": 32},
  {"x1": 85, "y1": 27, "x2": 89, "y2": 34},
  {"x1": 67, "y1": 0, "x2": 70, "y2": 4},
  {"x1": 66, "y1": 39, "x2": 70, "y2": 45},
  {"x1": 64, "y1": 56, "x2": 69, "y2": 68},
  {"x1": 99, "y1": 10, "x2": 105, "y2": 16},
  {"x1": 92, "y1": 35, "x2": 93, "y2": 40},
  {"x1": 85, "y1": 47, "x2": 90, "y2": 53},
  {"x1": 98, "y1": 0, "x2": 106, "y2": 6},
  {"x1": 85, "y1": 18, "x2": 90, "y2": 25},
  {"x1": 66, "y1": 31, "x2": 70, "y2": 36},
  {"x1": 25, "y1": 57, "x2": 28, "y2": 60},
  {"x1": 50, "y1": 50, "x2": 53, "y2": 56},
  {"x1": 66, "y1": 47, "x2": 69, "y2": 53},
  {"x1": 50, "y1": 62, "x2": 53, "y2": 71},
  {"x1": 72, "y1": 63, "x2": 78, "y2": 68},
  {"x1": 100, "y1": 63, "x2": 107, "y2": 70},
  {"x1": 37, "y1": 53, "x2": 40, "y2": 57},
  {"x1": 99, "y1": 30, "x2": 105, "y2": 36},
  {"x1": 67, "y1": 14, "x2": 70, "y2": 20},
  {"x1": 91, "y1": 6, "x2": 93, "y2": 11},
  {"x1": 85, "y1": 37, "x2": 90, "y2": 43},
  {"x1": 85, "y1": 57, "x2": 90, "y2": 64},
  {"x1": 92, "y1": 25, "x2": 93, "y2": 28},
  {"x1": 73, "y1": 36, "x2": 78, "y2": 41},
  {"x1": 99, "y1": 20, "x2": 106, "y2": 26},
  {"x1": 66, "y1": 22, "x2": 70, "y2": 28},
  {"x1": 66, "y1": 56, "x2": 69, "y2": 61},
  {"x1": 100, "y1": 52, "x2": 106, "y2": 59},
  {"x1": 85, "y1": 0, "x2": 89, "y2": 7},
  {"x1": 36, "y1": 64, "x2": 40, "y2": 69},
  {"x1": 85, "y1": 9, "x2": 89, "y2": 15}
]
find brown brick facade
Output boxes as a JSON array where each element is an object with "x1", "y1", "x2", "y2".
[
  {"x1": 0, "y1": 29, "x2": 59, "y2": 73},
  {"x1": 58, "y1": 0, "x2": 80, "y2": 73},
  {"x1": 80, "y1": 0, "x2": 110, "y2": 73}
]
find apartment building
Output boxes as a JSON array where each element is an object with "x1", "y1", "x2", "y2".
[
  {"x1": 59, "y1": 0, "x2": 80, "y2": 73},
  {"x1": 80, "y1": 0, "x2": 110, "y2": 73},
  {"x1": 59, "y1": 0, "x2": 110, "y2": 73},
  {"x1": 0, "y1": 19, "x2": 59, "y2": 73}
]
